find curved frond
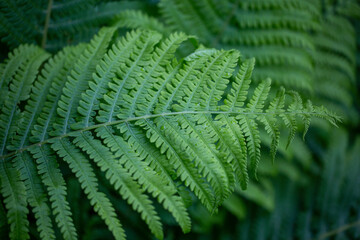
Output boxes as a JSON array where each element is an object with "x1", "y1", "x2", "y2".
[{"x1": 0, "y1": 28, "x2": 340, "y2": 240}]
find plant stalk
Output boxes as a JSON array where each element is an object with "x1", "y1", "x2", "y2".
[{"x1": 41, "y1": 0, "x2": 53, "y2": 49}]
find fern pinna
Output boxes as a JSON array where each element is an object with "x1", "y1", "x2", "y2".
[{"x1": 0, "y1": 27, "x2": 339, "y2": 240}]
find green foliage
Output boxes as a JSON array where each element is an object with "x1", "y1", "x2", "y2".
[
  {"x1": 0, "y1": 25, "x2": 338, "y2": 239},
  {"x1": 116, "y1": 0, "x2": 358, "y2": 121},
  {"x1": 2, "y1": 0, "x2": 359, "y2": 239},
  {"x1": 0, "y1": 0, "x2": 151, "y2": 52},
  {"x1": 117, "y1": 0, "x2": 320, "y2": 91}
]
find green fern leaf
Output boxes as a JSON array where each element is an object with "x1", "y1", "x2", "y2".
[{"x1": 0, "y1": 28, "x2": 340, "y2": 240}]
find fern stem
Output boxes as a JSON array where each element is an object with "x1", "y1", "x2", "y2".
[
  {"x1": 0, "y1": 110, "x2": 334, "y2": 161},
  {"x1": 317, "y1": 220, "x2": 360, "y2": 240},
  {"x1": 41, "y1": 0, "x2": 53, "y2": 49},
  {"x1": 212, "y1": 0, "x2": 240, "y2": 47}
]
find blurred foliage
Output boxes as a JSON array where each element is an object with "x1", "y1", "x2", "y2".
[{"x1": 0, "y1": 0, "x2": 160, "y2": 53}]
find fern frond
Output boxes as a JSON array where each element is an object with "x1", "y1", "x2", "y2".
[
  {"x1": 0, "y1": 28, "x2": 340, "y2": 240},
  {"x1": 159, "y1": 0, "x2": 214, "y2": 42},
  {"x1": 0, "y1": 0, "x2": 38, "y2": 48},
  {"x1": 156, "y1": 0, "x2": 319, "y2": 91},
  {"x1": 114, "y1": 10, "x2": 167, "y2": 34},
  {"x1": 0, "y1": 0, "x2": 147, "y2": 51},
  {"x1": 238, "y1": 0, "x2": 321, "y2": 16},
  {"x1": 311, "y1": 14, "x2": 356, "y2": 119},
  {"x1": 222, "y1": 29, "x2": 314, "y2": 49}
]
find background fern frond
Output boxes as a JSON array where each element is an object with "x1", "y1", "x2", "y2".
[
  {"x1": 0, "y1": 0, "x2": 152, "y2": 52},
  {"x1": 114, "y1": 10, "x2": 167, "y2": 34}
]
